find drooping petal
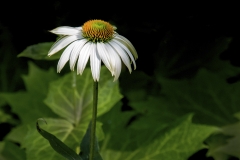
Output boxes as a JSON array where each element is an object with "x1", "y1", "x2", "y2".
[
  {"x1": 115, "y1": 34, "x2": 138, "y2": 59},
  {"x1": 90, "y1": 44, "x2": 101, "y2": 81},
  {"x1": 77, "y1": 42, "x2": 92, "y2": 75},
  {"x1": 104, "y1": 44, "x2": 116, "y2": 76},
  {"x1": 50, "y1": 26, "x2": 81, "y2": 35},
  {"x1": 48, "y1": 35, "x2": 82, "y2": 56},
  {"x1": 97, "y1": 42, "x2": 113, "y2": 74},
  {"x1": 75, "y1": 27, "x2": 82, "y2": 30},
  {"x1": 69, "y1": 39, "x2": 88, "y2": 71},
  {"x1": 108, "y1": 41, "x2": 132, "y2": 73},
  {"x1": 105, "y1": 43, "x2": 122, "y2": 81},
  {"x1": 111, "y1": 39, "x2": 136, "y2": 70},
  {"x1": 57, "y1": 42, "x2": 76, "y2": 72}
]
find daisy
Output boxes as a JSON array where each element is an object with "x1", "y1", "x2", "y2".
[{"x1": 48, "y1": 19, "x2": 138, "y2": 81}]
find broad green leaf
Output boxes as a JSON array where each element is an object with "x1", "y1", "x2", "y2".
[
  {"x1": 23, "y1": 119, "x2": 103, "y2": 160},
  {"x1": 5, "y1": 125, "x2": 28, "y2": 144},
  {"x1": 79, "y1": 122, "x2": 103, "y2": 160},
  {"x1": 0, "y1": 97, "x2": 16, "y2": 124},
  {"x1": 205, "y1": 58, "x2": 240, "y2": 80},
  {"x1": 99, "y1": 105, "x2": 217, "y2": 160},
  {"x1": 207, "y1": 113, "x2": 240, "y2": 159},
  {"x1": 148, "y1": 69, "x2": 240, "y2": 126},
  {"x1": 206, "y1": 133, "x2": 233, "y2": 160},
  {"x1": 0, "y1": 96, "x2": 6, "y2": 107},
  {"x1": 36, "y1": 119, "x2": 82, "y2": 160},
  {"x1": 98, "y1": 102, "x2": 139, "y2": 150},
  {"x1": 1, "y1": 62, "x2": 58, "y2": 123},
  {"x1": 17, "y1": 42, "x2": 61, "y2": 60},
  {"x1": 0, "y1": 110, "x2": 18, "y2": 125},
  {"x1": 22, "y1": 62, "x2": 59, "y2": 95},
  {"x1": 1, "y1": 92, "x2": 57, "y2": 123},
  {"x1": 0, "y1": 141, "x2": 26, "y2": 160},
  {"x1": 154, "y1": 36, "x2": 231, "y2": 78},
  {"x1": 24, "y1": 66, "x2": 121, "y2": 160},
  {"x1": 44, "y1": 67, "x2": 122, "y2": 124},
  {"x1": 119, "y1": 71, "x2": 158, "y2": 101}
]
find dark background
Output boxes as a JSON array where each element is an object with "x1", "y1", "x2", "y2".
[{"x1": 0, "y1": 1, "x2": 239, "y2": 159}]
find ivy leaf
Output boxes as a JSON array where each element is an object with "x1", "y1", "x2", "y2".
[
  {"x1": 99, "y1": 105, "x2": 217, "y2": 160},
  {"x1": 36, "y1": 119, "x2": 82, "y2": 160},
  {"x1": 44, "y1": 67, "x2": 122, "y2": 124},
  {"x1": 17, "y1": 42, "x2": 61, "y2": 60},
  {"x1": 0, "y1": 141, "x2": 26, "y2": 160}
]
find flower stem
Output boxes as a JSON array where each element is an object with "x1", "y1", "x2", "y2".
[{"x1": 90, "y1": 81, "x2": 98, "y2": 160}]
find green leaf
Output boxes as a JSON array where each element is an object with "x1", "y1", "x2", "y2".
[
  {"x1": 0, "y1": 110, "x2": 18, "y2": 125},
  {"x1": 17, "y1": 42, "x2": 62, "y2": 60},
  {"x1": 22, "y1": 62, "x2": 59, "y2": 95},
  {"x1": 2, "y1": 92, "x2": 57, "y2": 123},
  {"x1": 79, "y1": 122, "x2": 103, "y2": 160},
  {"x1": 36, "y1": 119, "x2": 82, "y2": 160},
  {"x1": 24, "y1": 66, "x2": 121, "y2": 160},
  {"x1": 119, "y1": 71, "x2": 157, "y2": 101},
  {"x1": 0, "y1": 96, "x2": 6, "y2": 107},
  {"x1": 23, "y1": 118, "x2": 103, "y2": 160},
  {"x1": 100, "y1": 105, "x2": 217, "y2": 160},
  {"x1": 146, "y1": 69, "x2": 240, "y2": 126},
  {"x1": 205, "y1": 133, "x2": 233, "y2": 160},
  {"x1": 44, "y1": 67, "x2": 122, "y2": 124},
  {"x1": 0, "y1": 141, "x2": 26, "y2": 160},
  {"x1": 5, "y1": 125, "x2": 28, "y2": 144},
  {"x1": 206, "y1": 113, "x2": 240, "y2": 159},
  {"x1": 1, "y1": 62, "x2": 58, "y2": 123},
  {"x1": 155, "y1": 36, "x2": 232, "y2": 78},
  {"x1": 205, "y1": 58, "x2": 240, "y2": 80},
  {"x1": 0, "y1": 96, "x2": 16, "y2": 125}
]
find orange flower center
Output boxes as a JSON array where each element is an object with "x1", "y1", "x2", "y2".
[{"x1": 82, "y1": 20, "x2": 114, "y2": 42}]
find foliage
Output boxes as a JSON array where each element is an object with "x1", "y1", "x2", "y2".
[{"x1": 0, "y1": 33, "x2": 239, "y2": 160}]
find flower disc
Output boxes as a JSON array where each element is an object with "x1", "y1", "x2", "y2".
[{"x1": 82, "y1": 20, "x2": 114, "y2": 42}]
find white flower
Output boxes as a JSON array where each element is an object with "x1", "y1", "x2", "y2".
[{"x1": 48, "y1": 19, "x2": 138, "y2": 81}]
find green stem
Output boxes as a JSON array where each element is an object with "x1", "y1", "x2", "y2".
[{"x1": 90, "y1": 81, "x2": 98, "y2": 160}]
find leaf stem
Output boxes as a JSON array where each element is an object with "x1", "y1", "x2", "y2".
[{"x1": 90, "y1": 81, "x2": 98, "y2": 160}]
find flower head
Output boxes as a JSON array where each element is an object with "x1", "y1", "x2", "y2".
[{"x1": 48, "y1": 19, "x2": 138, "y2": 81}]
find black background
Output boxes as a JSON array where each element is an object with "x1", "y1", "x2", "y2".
[{"x1": 0, "y1": 1, "x2": 239, "y2": 159}]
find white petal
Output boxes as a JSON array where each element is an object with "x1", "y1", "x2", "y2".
[
  {"x1": 104, "y1": 43, "x2": 122, "y2": 81},
  {"x1": 50, "y1": 26, "x2": 81, "y2": 35},
  {"x1": 115, "y1": 34, "x2": 138, "y2": 59},
  {"x1": 77, "y1": 42, "x2": 92, "y2": 75},
  {"x1": 97, "y1": 42, "x2": 113, "y2": 74},
  {"x1": 57, "y1": 42, "x2": 76, "y2": 72},
  {"x1": 113, "y1": 26, "x2": 117, "y2": 30},
  {"x1": 111, "y1": 39, "x2": 137, "y2": 70},
  {"x1": 75, "y1": 27, "x2": 82, "y2": 30},
  {"x1": 108, "y1": 41, "x2": 132, "y2": 73},
  {"x1": 69, "y1": 39, "x2": 88, "y2": 70},
  {"x1": 48, "y1": 35, "x2": 82, "y2": 56},
  {"x1": 90, "y1": 44, "x2": 101, "y2": 81}
]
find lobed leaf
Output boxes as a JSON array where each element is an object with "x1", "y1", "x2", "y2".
[{"x1": 17, "y1": 42, "x2": 62, "y2": 60}]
